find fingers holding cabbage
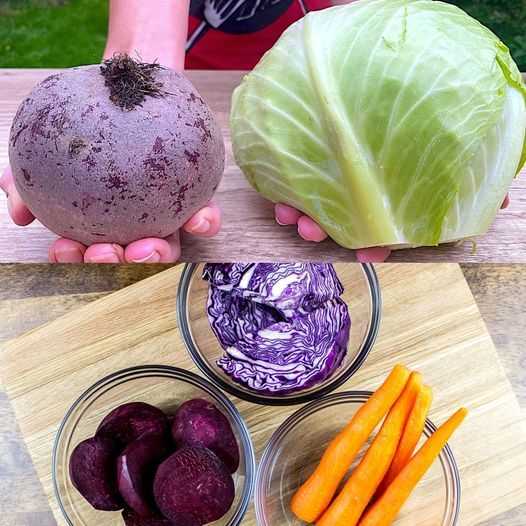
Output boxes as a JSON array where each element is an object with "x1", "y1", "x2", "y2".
[{"x1": 231, "y1": 0, "x2": 526, "y2": 250}]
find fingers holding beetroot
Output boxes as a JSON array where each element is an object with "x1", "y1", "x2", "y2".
[
  {"x1": 83, "y1": 243, "x2": 126, "y2": 264},
  {"x1": 124, "y1": 234, "x2": 181, "y2": 264},
  {"x1": 49, "y1": 238, "x2": 87, "y2": 263},
  {"x1": 182, "y1": 203, "x2": 222, "y2": 238},
  {"x1": 0, "y1": 165, "x2": 35, "y2": 226}
]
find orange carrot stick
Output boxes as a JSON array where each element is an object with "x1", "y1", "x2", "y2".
[
  {"x1": 375, "y1": 384, "x2": 433, "y2": 497},
  {"x1": 291, "y1": 364, "x2": 411, "y2": 523},
  {"x1": 358, "y1": 407, "x2": 468, "y2": 526},
  {"x1": 316, "y1": 372, "x2": 422, "y2": 526}
]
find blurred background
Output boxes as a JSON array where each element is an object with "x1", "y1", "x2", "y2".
[{"x1": 0, "y1": 0, "x2": 524, "y2": 70}]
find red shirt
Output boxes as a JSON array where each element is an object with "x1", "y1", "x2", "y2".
[{"x1": 186, "y1": 0, "x2": 333, "y2": 70}]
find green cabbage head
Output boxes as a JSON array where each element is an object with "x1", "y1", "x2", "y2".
[{"x1": 230, "y1": 0, "x2": 526, "y2": 249}]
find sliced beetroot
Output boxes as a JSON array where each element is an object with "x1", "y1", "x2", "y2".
[
  {"x1": 171, "y1": 399, "x2": 239, "y2": 473},
  {"x1": 97, "y1": 402, "x2": 168, "y2": 447},
  {"x1": 69, "y1": 435, "x2": 123, "y2": 511},
  {"x1": 122, "y1": 508, "x2": 175, "y2": 526},
  {"x1": 117, "y1": 433, "x2": 170, "y2": 517},
  {"x1": 153, "y1": 447, "x2": 235, "y2": 525}
]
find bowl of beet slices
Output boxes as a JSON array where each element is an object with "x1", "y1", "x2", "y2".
[{"x1": 53, "y1": 365, "x2": 256, "y2": 526}]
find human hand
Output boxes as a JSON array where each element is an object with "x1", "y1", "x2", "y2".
[
  {"x1": 274, "y1": 203, "x2": 390, "y2": 262},
  {"x1": 274, "y1": 197, "x2": 512, "y2": 263},
  {"x1": 1, "y1": 165, "x2": 221, "y2": 263}
]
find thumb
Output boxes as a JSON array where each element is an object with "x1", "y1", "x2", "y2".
[{"x1": 0, "y1": 165, "x2": 35, "y2": 226}]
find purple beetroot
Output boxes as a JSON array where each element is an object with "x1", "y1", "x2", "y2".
[
  {"x1": 9, "y1": 54, "x2": 224, "y2": 246},
  {"x1": 171, "y1": 399, "x2": 239, "y2": 473},
  {"x1": 117, "y1": 433, "x2": 170, "y2": 517},
  {"x1": 96, "y1": 402, "x2": 168, "y2": 447},
  {"x1": 69, "y1": 436, "x2": 123, "y2": 511},
  {"x1": 153, "y1": 447, "x2": 235, "y2": 525}
]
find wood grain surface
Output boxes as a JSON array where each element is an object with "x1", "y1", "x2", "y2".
[
  {"x1": 0, "y1": 263, "x2": 525, "y2": 526},
  {"x1": 461, "y1": 264, "x2": 526, "y2": 411},
  {"x1": 1, "y1": 69, "x2": 525, "y2": 263}
]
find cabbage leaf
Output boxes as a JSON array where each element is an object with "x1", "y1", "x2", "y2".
[{"x1": 204, "y1": 263, "x2": 351, "y2": 394}]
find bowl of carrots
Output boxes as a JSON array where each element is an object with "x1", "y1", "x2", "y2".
[{"x1": 255, "y1": 365, "x2": 465, "y2": 526}]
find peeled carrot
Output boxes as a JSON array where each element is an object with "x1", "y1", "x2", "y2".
[
  {"x1": 375, "y1": 384, "x2": 433, "y2": 497},
  {"x1": 316, "y1": 372, "x2": 422, "y2": 526},
  {"x1": 291, "y1": 364, "x2": 411, "y2": 523},
  {"x1": 358, "y1": 407, "x2": 468, "y2": 526}
]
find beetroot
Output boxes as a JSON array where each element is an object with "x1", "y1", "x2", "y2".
[
  {"x1": 153, "y1": 447, "x2": 235, "y2": 525},
  {"x1": 69, "y1": 436, "x2": 123, "y2": 511},
  {"x1": 122, "y1": 508, "x2": 174, "y2": 526},
  {"x1": 96, "y1": 402, "x2": 168, "y2": 447},
  {"x1": 171, "y1": 399, "x2": 239, "y2": 473},
  {"x1": 9, "y1": 55, "x2": 224, "y2": 245},
  {"x1": 117, "y1": 433, "x2": 170, "y2": 517}
]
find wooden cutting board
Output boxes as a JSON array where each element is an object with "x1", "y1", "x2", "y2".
[
  {"x1": 1, "y1": 69, "x2": 525, "y2": 263},
  {"x1": 1, "y1": 263, "x2": 525, "y2": 525}
]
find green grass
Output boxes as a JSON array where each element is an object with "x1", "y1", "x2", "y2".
[
  {"x1": 0, "y1": 0, "x2": 524, "y2": 70},
  {"x1": 0, "y1": 0, "x2": 108, "y2": 67},
  {"x1": 448, "y1": 0, "x2": 526, "y2": 70}
]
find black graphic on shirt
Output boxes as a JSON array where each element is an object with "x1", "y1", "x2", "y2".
[{"x1": 187, "y1": 0, "x2": 301, "y2": 51}]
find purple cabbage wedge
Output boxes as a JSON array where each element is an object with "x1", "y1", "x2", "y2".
[{"x1": 204, "y1": 263, "x2": 351, "y2": 394}]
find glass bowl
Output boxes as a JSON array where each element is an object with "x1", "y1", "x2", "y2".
[
  {"x1": 256, "y1": 391, "x2": 461, "y2": 526},
  {"x1": 53, "y1": 365, "x2": 256, "y2": 526},
  {"x1": 177, "y1": 263, "x2": 381, "y2": 405}
]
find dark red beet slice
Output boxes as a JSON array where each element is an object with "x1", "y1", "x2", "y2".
[
  {"x1": 171, "y1": 399, "x2": 240, "y2": 473},
  {"x1": 122, "y1": 508, "x2": 174, "y2": 525},
  {"x1": 117, "y1": 433, "x2": 170, "y2": 517},
  {"x1": 96, "y1": 402, "x2": 168, "y2": 447},
  {"x1": 153, "y1": 447, "x2": 235, "y2": 525},
  {"x1": 69, "y1": 436, "x2": 123, "y2": 511}
]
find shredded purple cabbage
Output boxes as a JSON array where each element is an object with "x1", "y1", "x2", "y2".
[{"x1": 203, "y1": 263, "x2": 351, "y2": 394}]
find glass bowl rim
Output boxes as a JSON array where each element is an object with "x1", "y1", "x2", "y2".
[
  {"x1": 255, "y1": 390, "x2": 461, "y2": 526},
  {"x1": 52, "y1": 364, "x2": 257, "y2": 526},
  {"x1": 177, "y1": 263, "x2": 382, "y2": 406}
]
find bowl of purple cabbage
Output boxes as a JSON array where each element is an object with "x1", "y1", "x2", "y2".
[
  {"x1": 177, "y1": 263, "x2": 381, "y2": 405},
  {"x1": 53, "y1": 365, "x2": 256, "y2": 526}
]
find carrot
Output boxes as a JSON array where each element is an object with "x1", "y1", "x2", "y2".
[
  {"x1": 316, "y1": 372, "x2": 422, "y2": 526},
  {"x1": 375, "y1": 384, "x2": 433, "y2": 497},
  {"x1": 358, "y1": 407, "x2": 468, "y2": 526},
  {"x1": 291, "y1": 364, "x2": 411, "y2": 523}
]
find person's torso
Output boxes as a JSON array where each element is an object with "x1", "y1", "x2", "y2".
[{"x1": 186, "y1": 0, "x2": 333, "y2": 69}]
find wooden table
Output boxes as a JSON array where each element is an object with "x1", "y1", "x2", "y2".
[
  {"x1": 0, "y1": 263, "x2": 524, "y2": 525},
  {"x1": 1, "y1": 69, "x2": 525, "y2": 263}
]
